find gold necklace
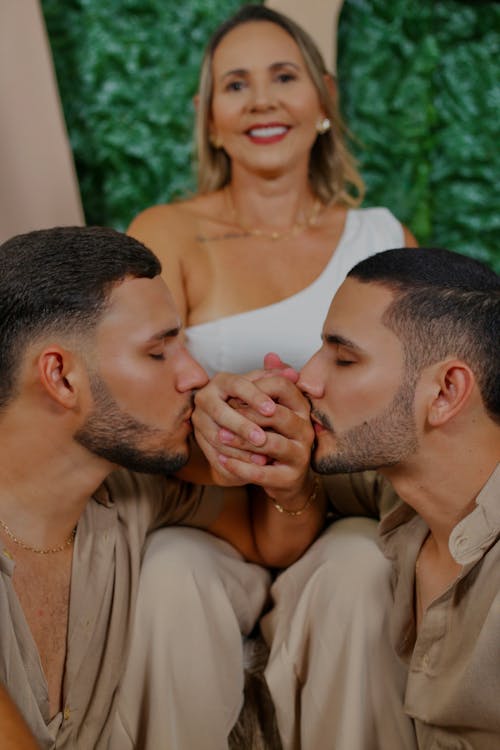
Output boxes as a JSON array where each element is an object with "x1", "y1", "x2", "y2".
[
  {"x1": 225, "y1": 187, "x2": 322, "y2": 241},
  {"x1": 0, "y1": 518, "x2": 76, "y2": 555}
]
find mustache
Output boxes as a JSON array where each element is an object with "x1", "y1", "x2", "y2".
[{"x1": 311, "y1": 408, "x2": 333, "y2": 431}]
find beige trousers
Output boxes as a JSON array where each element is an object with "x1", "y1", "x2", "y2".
[{"x1": 111, "y1": 519, "x2": 416, "y2": 750}]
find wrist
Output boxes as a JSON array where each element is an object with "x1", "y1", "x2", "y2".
[{"x1": 267, "y1": 475, "x2": 320, "y2": 518}]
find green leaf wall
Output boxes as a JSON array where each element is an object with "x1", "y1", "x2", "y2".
[
  {"x1": 42, "y1": 0, "x2": 499, "y2": 270},
  {"x1": 337, "y1": 0, "x2": 500, "y2": 271}
]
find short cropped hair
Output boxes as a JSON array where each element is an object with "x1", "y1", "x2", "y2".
[
  {"x1": 0, "y1": 225, "x2": 161, "y2": 410},
  {"x1": 348, "y1": 247, "x2": 500, "y2": 422},
  {"x1": 196, "y1": 3, "x2": 364, "y2": 206}
]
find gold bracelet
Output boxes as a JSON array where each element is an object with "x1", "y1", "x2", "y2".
[{"x1": 268, "y1": 477, "x2": 319, "y2": 518}]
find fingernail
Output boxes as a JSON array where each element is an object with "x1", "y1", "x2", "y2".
[
  {"x1": 260, "y1": 400, "x2": 275, "y2": 416},
  {"x1": 249, "y1": 429, "x2": 266, "y2": 446},
  {"x1": 219, "y1": 428, "x2": 235, "y2": 443},
  {"x1": 251, "y1": 454, "x2": 267, "y2": 465},
  {"x1": 218, "y1": 454, "x2": 228, "y2": 465}
]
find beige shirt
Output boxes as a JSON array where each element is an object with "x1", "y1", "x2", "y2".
[
  {"x1": 0, "y1": 469, "x2": 222, "y2": 750},
  {"x1": 323, "y1": 465, "x2": 500, "y2": 748},
  {"x1": 379, "y1": 464, "x2": 500, "y2": 749}
]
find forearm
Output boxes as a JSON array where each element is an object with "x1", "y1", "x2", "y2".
[{"x1": 0, "y1": 683, "x2": 40, "y2": 749}]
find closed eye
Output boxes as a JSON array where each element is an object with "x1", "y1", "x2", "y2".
[{"x1": 149, "y1": 353, "x2": 165, "y2": 361}]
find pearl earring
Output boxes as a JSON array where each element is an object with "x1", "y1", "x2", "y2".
[{"x1": 316, "y1": 117, "x2": 331, "y2": 135}]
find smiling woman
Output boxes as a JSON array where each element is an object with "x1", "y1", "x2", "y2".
[{"x1": 128, "y1": 4, "x2": 416, "y2": 369}]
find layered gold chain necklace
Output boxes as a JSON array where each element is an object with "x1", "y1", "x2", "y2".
[
  {"x1": 0, "y1": 518, "x2": 76, "y2": 555},
  {"x1": 225, "y1": 186, "x2": 322, "y2": 241}
]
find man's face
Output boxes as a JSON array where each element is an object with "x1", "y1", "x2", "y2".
[
  {"x1": 298, "y1": 278, "x2": 418, "y2": 474},
  {"x1": 75, "y1": 275, "x2": 208, "y2": 474}
]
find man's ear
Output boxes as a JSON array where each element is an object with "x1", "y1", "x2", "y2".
[
  {"x1": 38, "y1": 346, "x2": 83, "y2": 409},
  {"x1": 426, "y1": 360, "x2": 475, "y2": 427}
]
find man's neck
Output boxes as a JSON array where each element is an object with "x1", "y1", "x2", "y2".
[
  {"x1": 0, "y1": 419, "x2": 111, "y2": 551},
  {"x1": 382, "y1": 441, "x2": 499, "y2": 551}
]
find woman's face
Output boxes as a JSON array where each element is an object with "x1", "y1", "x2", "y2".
[{"x1": 210, "y1": 21, "x2": 325, "y2": 179}]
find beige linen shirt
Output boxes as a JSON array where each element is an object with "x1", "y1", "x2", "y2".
[
  {"x1": 0, "y1": 469, "x2": 222, "y2": 750},
  {"x1": 323, "y1": 465, "x2": 500, "y2": 748},
  {"x1": 379, "y1": 465, "x2": 500, "y2": 749}
]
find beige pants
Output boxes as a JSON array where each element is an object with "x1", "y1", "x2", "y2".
[{"x1": 111, "y1": 518, "x2": 416, "y2": 750}]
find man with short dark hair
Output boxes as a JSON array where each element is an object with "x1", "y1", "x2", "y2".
[
  {"x1": 0, "y1": 226, "x2": 318, "y2": 749},
  {"x1": 197, "y1": 247, "x2": 499, "y2": 748},
  {"x1": 298, "y1": 247, "x2": 500, "y2": 747}
]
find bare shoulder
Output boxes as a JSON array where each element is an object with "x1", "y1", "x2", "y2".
[
  {"x1": 402, "y1": 224, "x2": 418, "y2": 247},
  {"x1": 126, "y1": 192, "x2": 227, "y2": 323},
  {"x1": 128, "y1": 193, "x2": 225, "y2": 248}
]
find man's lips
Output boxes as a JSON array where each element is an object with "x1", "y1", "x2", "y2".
[
  {"x1": 181, "y1": 406, "x2": 194, "y2": 426},
  {"x1": 311, "y1": 413, "x2": 330, "y2": 435},
  {"x1": 246, "y1": 124, "x2": 290, "y2": 143}
]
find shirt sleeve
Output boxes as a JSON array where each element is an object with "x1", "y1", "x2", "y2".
[{"x1": 103, "y1": 469, "x2": 224, "y2": 538}]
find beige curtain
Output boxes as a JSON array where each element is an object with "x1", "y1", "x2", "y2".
[
  {"x1": 0, "y1": 0, "x2": 84, "y2": 244},
  {"x1": 266, "y1": 0, "x2": 344, "y2": 74}
]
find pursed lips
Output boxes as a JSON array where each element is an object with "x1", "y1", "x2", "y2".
[{"x1": 310, "y1": 411, "x2": 332, "y2": 435}]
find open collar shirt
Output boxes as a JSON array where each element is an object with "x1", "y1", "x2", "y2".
[
  {"x1": 0, "y1": 469, "x2": 222, "y2": 749},
  {"x1": 379, "y1": 464, "x2": 500, "y2": 749}
]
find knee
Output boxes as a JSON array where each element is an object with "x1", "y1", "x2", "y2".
[
  {"x1": 293, "y1": 518, "x2": 393, "y2": 620},
  {"x1": 320, "y1": 518, "x2": 390, "y2": 588},
  {"x1": 139, "y1": 527, "x2": 229, "y2": 597}
]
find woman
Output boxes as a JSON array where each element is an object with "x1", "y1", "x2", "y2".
[
  {"x1": 121, "y1": 5, "x2": 417, "y2": 750},
  {"x1": 128, "y1": 5, "x2": 416, "y2": 374}
]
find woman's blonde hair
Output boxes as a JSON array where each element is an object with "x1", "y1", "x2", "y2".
[{"x1": 195, "y1": 3, "x2": 364, "y2": 206}]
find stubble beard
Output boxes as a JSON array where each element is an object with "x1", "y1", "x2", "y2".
[
  {"x1": 74, "y1": 374, "x2": 189, "y2": 475},
  {"x1": 312, "y1": 379, "x2": 419, "y2": 475}
]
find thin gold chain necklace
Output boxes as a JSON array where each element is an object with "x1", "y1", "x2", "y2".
[
  {"x1": 0, "y1": 518, "x2": 76, "y2": 555},
  {"x1": 225, "y1": 186, "x2": 322, "y2": 241}
]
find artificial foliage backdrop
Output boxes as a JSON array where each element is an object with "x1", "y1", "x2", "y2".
[
  {"x1": 337, "y1": 0, "x2": 500, "y2": 270},
  {"x1": 42, "y1": 0, "x2": 499, "y2": 269}
]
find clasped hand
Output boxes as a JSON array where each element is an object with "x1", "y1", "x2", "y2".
[{"x1": 192, "y1": 354, "x2": 314, "y2": 505}]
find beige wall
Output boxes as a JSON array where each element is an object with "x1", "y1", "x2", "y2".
[
  {"x1": 266, "y1": 0, "x2": 344, "y2": 73},
  {"x1": 0, "y1": 0, "x2": 84, "y2": 244}
]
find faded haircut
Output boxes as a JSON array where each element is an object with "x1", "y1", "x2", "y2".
[
  {"x1": 0, "y1": 225, "x2": 161, "y2": 410},
  {"x1": 348, "y1": 247, "x2": 500, "y2": 422}
]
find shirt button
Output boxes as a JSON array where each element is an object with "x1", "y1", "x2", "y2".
[{"x1": 64, "y1": 706, "x2": 71, "y2": 721}]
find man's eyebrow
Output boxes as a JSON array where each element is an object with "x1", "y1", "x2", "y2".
[
  {"x1": 147, "y1": 326, "x2": 181, "y2": 342},
  {"x1": 322, "y1": 332, "x2": 364, "y2": 352}
]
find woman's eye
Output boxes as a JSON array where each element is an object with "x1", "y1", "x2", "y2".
[
  {"x1": 276, "y1": 72, "x2": 296, "y2": 83},
  {"x1": 149, "y1": 353, "x2": 165, "y2": 361},
  {"x1": 226, "y1": 80, "x2": 245, "y2": 92},
  {"x1": 335, "y1": 359, "x2": 355, "y2": 367}
]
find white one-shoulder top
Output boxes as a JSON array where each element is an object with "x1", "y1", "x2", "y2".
[{"x1": 186, "y1": 207, "x2": 404, "y2": 375}]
